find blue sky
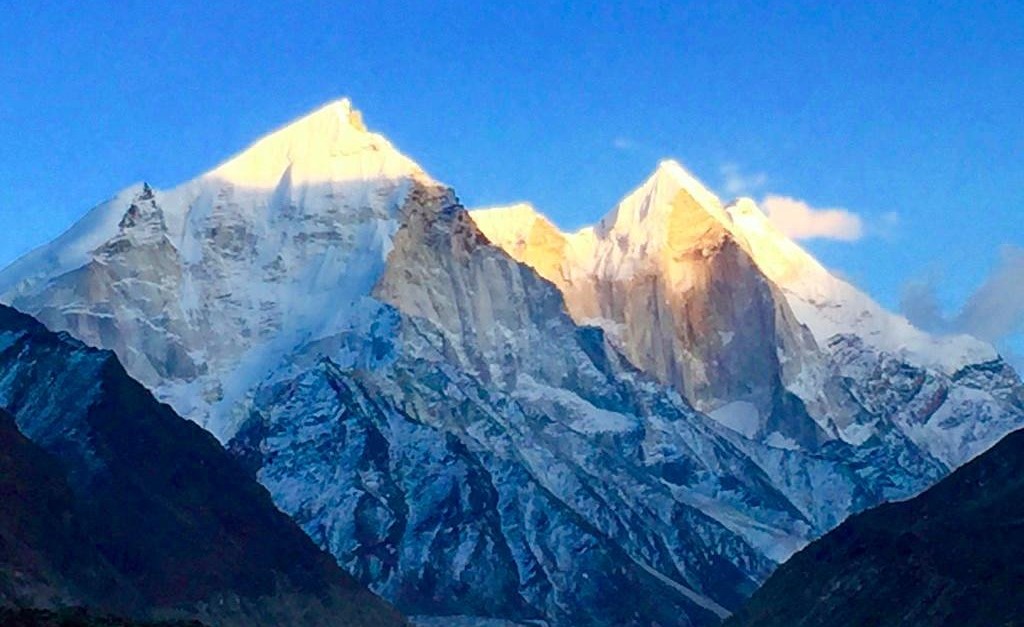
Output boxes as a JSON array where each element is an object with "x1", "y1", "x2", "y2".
[{"x1": 1, "y1": 1, "x2": 1021, "y2": 357}]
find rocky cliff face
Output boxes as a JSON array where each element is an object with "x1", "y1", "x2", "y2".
[
  {"x1": 224, "y1": 171, "x2": 819, "y2": 624},
  {"x1": 2, "y1": 99, "x2": 1021, "y2": 625},
  {"x1": 473, "y1": 164, "x2": 828, "y2": 449},
  {"x1": 0, "y1": 305, "x2": 405, "y2": 627},
  {"x1": 472, "y1": 162, "x2": 1024, "y2": 477}
]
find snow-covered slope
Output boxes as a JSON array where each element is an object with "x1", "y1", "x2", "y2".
[
  {"x1": 0, "y1": 99, "x2": 431, "y2": 441},
  {"x1": 472, "y1": 161, "x2": 1024, "y2": 470},
  {"x1": 724, "y1": 198, "x2": 995, "y2": 372}
]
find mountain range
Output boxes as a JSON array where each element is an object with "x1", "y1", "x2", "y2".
[{"x1": 1, "y1": 99, "x2": 1020, "y2": 625}]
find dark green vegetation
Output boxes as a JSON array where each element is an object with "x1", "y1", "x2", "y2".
[
  {"x1": 726, "y1": 427, "x2": 1024, "y2": 627},
  {"x1": 0, "y1": 305, "x2": 406, "y2": 626}
]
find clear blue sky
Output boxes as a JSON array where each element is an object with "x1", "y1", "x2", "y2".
[{"x1": 1, "y1": 1, "x2": 1021, "y2": 356}]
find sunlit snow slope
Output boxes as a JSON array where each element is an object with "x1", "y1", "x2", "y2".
[{"x1": 472, "y1": 161, "x2": 1023, "y2": 469}]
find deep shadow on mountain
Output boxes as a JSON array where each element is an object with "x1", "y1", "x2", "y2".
[
  {"x1": 0, "y1": 607, "x2": 203, "y2": 627},
  {"x1": 0, "y1": 304, "x2": 406, "y2": 627},
  {"x1": 725, "y1": 427, "x2": 1024, "y2": 627}
]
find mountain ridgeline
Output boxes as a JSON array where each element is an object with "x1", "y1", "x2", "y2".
[
  {"x1": 0, "y1": 305, "x2": 404, "y2": 626},
  {"x1": 725, "y1": 425, "x2": 1024, "y2": 626},
  {"x1": 1, "y1": 99, "x2": 1021, "y2": 626}
]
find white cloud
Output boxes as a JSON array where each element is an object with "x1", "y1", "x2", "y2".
[
  {"x1": 720, "y1": 163, "x2": 891, "y2": 242},
  {"x1": 760, "y1": 195, "x2": 864, "y2": 242},
  {"x1": 901, "y1": 245, "x2": 1024, "y2": 368},
  {"x1": 956, "y1": 246, "x2": 1024, "y2": 342},
  {"x1": 720, "y1": 163, "x2": 767, "y2": 197},
  {"x1": 900, "y1": 278, "x2": 949, "y2": 334}
]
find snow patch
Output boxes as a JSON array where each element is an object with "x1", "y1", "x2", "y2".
[
  {"x1": 709, "y1": 401, "x2": 760, "y2": 438},
  {"x1": 764, "y1": 431, "x2": 800, "y2": 450},
  {"x1": 515, "y1": 374, "x2": 639, "y2": 434}
]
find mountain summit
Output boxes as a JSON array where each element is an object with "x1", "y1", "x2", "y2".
[
  {"x1": 208, "y1": 98, "x2": 429, "y2": 189},
  {"x1": 475, "y1": 166, "x2": 822, "y2": 446},
  {"x1": 0, "y1": 98, "x2": 431, "y2": 304},
  {"x1": 0, "y1": 99, "x2": 444, "y2": 440},
  {"x1": 594, "y1": 159, "x2": 731, "y2": 242},
  {"x1": 2, "y1": 100, "x2": 1022, "y2": 626},
  {"x1": 473, "y1": 163, "x2": 1023, "y2": 467}
]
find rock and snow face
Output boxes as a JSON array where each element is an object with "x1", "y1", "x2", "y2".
[
  {"x1": 0, "y1": 305, "x2": 406, "y2": 627},
  {"x1": 0, "y1": 101, "x2": 805, "y2": 625},
  {"x1": 723, "y1": 198, "x2": 996, "y2": 372},
  {"x1": 472, "y1": 163, "x2": 826, "y2": 449},
  {"x1": 2, "y1": 100, "x2": 1021, "y2": 625},
  {"x1": 0, "y1": 99, "x2": 429, "y2": 441},
  {"x1": 471, "y1": 161, "x2": 1024, "y2": 471}
]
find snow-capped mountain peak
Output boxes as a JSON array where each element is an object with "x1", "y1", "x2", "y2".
[
  {"x1": 0, "y1": 98, "x2": 450, "y2": 440},
  {"x1": 0, "y1": 98, "x2": 436, "y2": 302},
  {"x1": 596, "y1": 159, "x2": 728, "y2": 244},
  {"x1": 651, "y1": 158, "x2": 726, "y2": 214},
  {"x1": 472, "y1": 162, "x2": 1018, "y2": 466},
  {"x1": 206, "y1": 98, "x2": 431, "y2": 189},
  {"x1": 3, "y1": 100, "x2": 1023, "y2": 626},
  {"x1": 473, "y1": 161, "x2": 733, "y2": 272}
]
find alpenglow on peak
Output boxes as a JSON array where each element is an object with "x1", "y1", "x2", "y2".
[
  {"x1": 2, "y1": 98, "x2": 1024, "y2": 627},
  {"x1": 595, "y1": 159, "x2": 729, "y2": 242},
  {"x1": 207, "y1": 98, "x2": 431, "y2": 189}
]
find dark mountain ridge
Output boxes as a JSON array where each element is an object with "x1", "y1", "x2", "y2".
[
  {"x1": 0, "y1": 304, "x2": 405, "y2": 626},
  {"x1": 726, "y1": 426, "x2": 1024, "y2": 627}
]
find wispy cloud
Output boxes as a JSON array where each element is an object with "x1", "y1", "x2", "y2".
[
  {"x1": 612, "y1": 136, "x2": 638, "y2": 151},
  {"x1": 875, "y1": 211, "x2": 901, "y2": 239},
  {"x1": 720, "y1": 162, "x2": 894, "y2": 243},
  {"x1": 720, "y1": 163, "x2": 767, "y2": 197},
  {"x1": 900, "y1": 278, "x2": 949, "y2": 333},
  {"x1": 901, "y1": 245, "x2": 1024, "y2": 367},
  {"x1": 760, "y1": 195, "x2": 864, "y2": 242},
  {"x1": 958, "y1": 246, "x2": 1024, "y2": 343}
]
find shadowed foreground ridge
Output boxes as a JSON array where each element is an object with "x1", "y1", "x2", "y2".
[
  {"x1": 0, "y1": 607, "x2": 204, "y2": 626},
  {"x1": 0, "y1": 304, "x2": 405, "y2": 627},
  {"x1": 726, "y1": 427, "x2": 1024, "y2": 627}
]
